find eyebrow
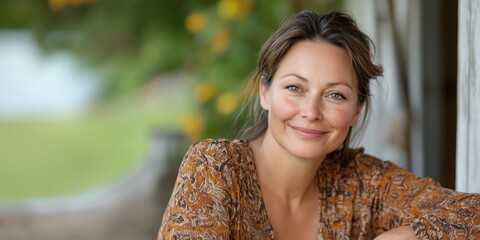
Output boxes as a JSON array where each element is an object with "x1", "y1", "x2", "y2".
[
  {"x1": 280, "y1": 72, "x2": 354, "y2": 90},
  {"x1": 280, "y1": 73, "x2": 308, "y2": 81}
]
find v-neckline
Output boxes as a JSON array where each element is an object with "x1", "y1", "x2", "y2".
[{"x1": 240, "y1": 139, "x2": 321, "y2": 239}]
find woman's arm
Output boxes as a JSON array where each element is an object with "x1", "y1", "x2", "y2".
[
  {"x1": 376, "y1": 162, "x2": 480, "y2": 239},
  {"x1": 374, "y1": 226, "x2": 418, "y2": 240},
  {"x1": 158, "y1": 141, "x2": 235, "y2": 239}
]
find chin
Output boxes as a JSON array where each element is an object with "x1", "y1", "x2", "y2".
[{"x1": 287, "y1": 144, "x2": 329, "y2": 161}]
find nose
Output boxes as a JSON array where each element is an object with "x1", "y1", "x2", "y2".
[{"x1": 300, "y1": 96, "x2": 323, "y2": 121}]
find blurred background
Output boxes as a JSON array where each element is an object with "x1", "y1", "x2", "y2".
[
  {"x1": 0, "y1": 0, "x2": 465, "y2": 239},
  {"x1": 0, "y1": 0, "x2": 340, "y2": 202}
]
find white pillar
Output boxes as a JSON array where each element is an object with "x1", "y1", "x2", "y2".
[{"x1": 456, "y1": 0, "x2": 480, "y2": 193}]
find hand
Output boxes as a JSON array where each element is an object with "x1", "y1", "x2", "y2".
[{"x1": 374, "y1": 226, "x2": 418, "y2": 240}]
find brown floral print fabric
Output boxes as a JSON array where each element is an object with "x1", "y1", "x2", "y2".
[{"x1": 158, "y1": 139, "x2": 480, "y2": 239}]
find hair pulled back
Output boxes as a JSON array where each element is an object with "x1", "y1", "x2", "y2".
[{"x1": 239, "y1": 10, "x2": 383, "y2": 165}]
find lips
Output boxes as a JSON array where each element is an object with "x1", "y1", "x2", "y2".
[{"x1": 290, "y1": 125, "x2": 327, "y2": 139}]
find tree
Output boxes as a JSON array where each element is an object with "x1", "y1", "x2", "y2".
[{"x1": 0, "y1": 0, "x2": 341, "y2": 139}]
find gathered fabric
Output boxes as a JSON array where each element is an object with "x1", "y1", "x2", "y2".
[{"x1": 159, "y1": 139, "x2": 480, "y2": 239}]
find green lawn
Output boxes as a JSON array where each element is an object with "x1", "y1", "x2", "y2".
[{"x1": 0, "y1": 93, "x2": 189, "y2": 201}]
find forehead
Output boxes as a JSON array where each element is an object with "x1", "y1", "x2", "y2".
[{"x1": 275, "y1": 40, "x2": 356, "y2": 85}]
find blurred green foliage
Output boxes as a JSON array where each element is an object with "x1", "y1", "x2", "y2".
[
  {"x1": 0, "y1": 0, "x2": 343, "y2": 199},
  {"x1": 0, "y1": 0, "x2": 342, "y2": 140}
]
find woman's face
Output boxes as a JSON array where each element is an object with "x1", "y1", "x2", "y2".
[{"x1": 260, "y1": 40, "x2": 363, "y2": 160}]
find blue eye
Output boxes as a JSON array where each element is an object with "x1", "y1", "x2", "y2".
[
  {"x1": 329, "y1": 92, "x2": 346, "y2": 100},
  {"x1": 286, "y1": 85, "x2": 301, "y2": 93}
]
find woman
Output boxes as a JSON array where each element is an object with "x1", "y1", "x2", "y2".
[{"x1": 158, "y1": 10, "x2": 480, "y2": 239}]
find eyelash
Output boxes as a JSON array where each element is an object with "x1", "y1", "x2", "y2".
[
  {"x1": 328, "y1": 92, "x2": 346, "y2": 100},
  {"x1": 285, "y1": 84, "x2": 302, "y2": 93},
  {"x1": 284, "y1": 84, "x2": 347, "y2": 101}
]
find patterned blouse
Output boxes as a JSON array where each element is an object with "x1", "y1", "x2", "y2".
[{"x1": 158, "y1": 139, "x2": 480, "y2": 239}]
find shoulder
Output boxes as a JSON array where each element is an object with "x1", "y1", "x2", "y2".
[
  {"x1": 340, "y1": 149, "x2": 438, "y2": 193},
  {"x1": 349, "y1": 148, "x2": 400, "y2": 173},
  {"x1": 320, "y1": 148, "x2": 409, "y2": 188},
  {"x1": 160, "y1": 139, "x2": 250, "y2": 238},
  {"x1": 187, "y1": 138, "x2": 248, "y2": 155},
  {"x1": 180, "y1": 138, "x2": 251, "y2": 175},
  {"x1": 323, "y1": 148, "x2": 399, "y2": 174}
]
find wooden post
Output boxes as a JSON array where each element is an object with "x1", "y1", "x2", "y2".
[{"x1": 456, "y1": 0, "x2": 480, "y2": 193}]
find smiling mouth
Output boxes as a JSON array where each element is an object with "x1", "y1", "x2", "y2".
[{"x1": 290, "y1": 125, "x2": 327, "y2": 139}]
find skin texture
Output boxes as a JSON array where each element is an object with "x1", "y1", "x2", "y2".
[
  {"x1": 251, "y1": 40, "x2": 417, "y2": 239},
  {"x1": 259, "y1": 40, "x2": 362, "y2": 162},
  {"x1": 374, "y1": 226, "x2": 417, "y2": 240}
]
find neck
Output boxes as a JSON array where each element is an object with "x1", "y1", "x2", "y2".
[{"x1": 250, "y1": 134, "x2": 324, "y2": 204}]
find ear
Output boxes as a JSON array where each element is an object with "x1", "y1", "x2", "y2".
[
  {"x1": 350, "y1": 102, "x2": 364, "y2": 127},
  {"x1": 259, "y1": 77, "x2": 270, "y2": 111}
]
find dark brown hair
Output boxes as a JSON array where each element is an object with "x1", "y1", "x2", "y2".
[{"x1": 238, "y1": 10, "x2": 383, "y2": 166}]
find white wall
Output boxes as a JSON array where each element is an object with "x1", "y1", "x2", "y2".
[{"x1": 456, "y1": 0, "x2": 480, "y2": 193}]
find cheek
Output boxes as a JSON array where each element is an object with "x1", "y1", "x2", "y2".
[
  {"x1": 269, "y1": 94, "x2": 298, "y2": 121},
  {"x1": 325, "y1": 107, "x2": 357, "y2": 129}
]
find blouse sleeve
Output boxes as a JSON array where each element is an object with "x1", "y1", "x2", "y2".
[
  {"x1": 375, "y1": 161, "x2": 480, "y2": 239},
  {"x1": 157, "y1": 141, "x2": 236, "y2": 239}
]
